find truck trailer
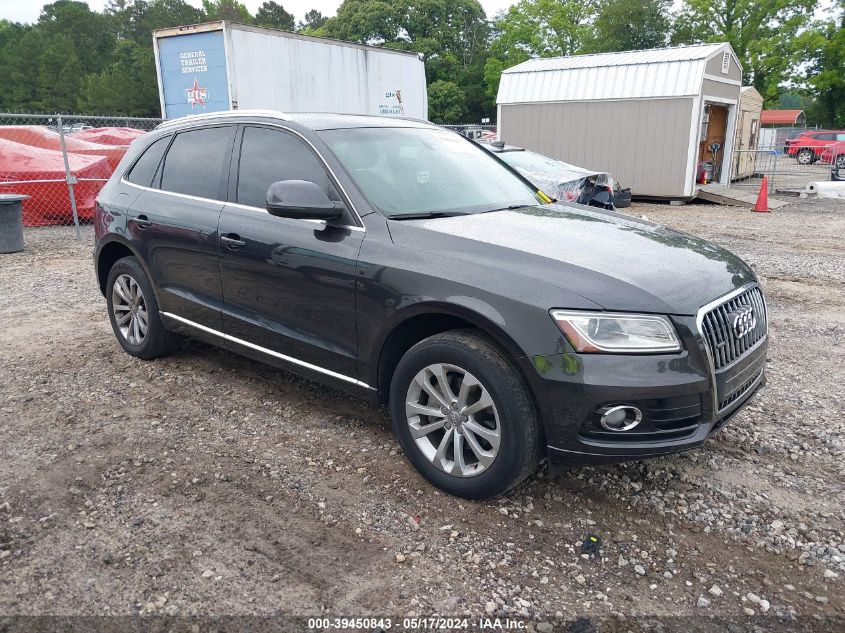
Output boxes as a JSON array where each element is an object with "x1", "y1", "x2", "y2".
[{"x1": 153, "y1": 21, "x2": 428, "y2": 120}]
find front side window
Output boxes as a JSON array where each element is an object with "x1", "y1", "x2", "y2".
[
  {"x1": 236, "y1": 126, "x2": 339, "y2": 209},
  {"x1": 125, "y1": 135, "x2": 170, "y2": 187},
  {"x1": 319, "y1": 127, "x2": 541, "y2": 217},
  {"x1": 160, "y1": 126, "x2": 236, "y2": 200}
]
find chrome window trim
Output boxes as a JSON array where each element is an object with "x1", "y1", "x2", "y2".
[
  {"x1": 160, "y1": 311, "x2": 374, "y2": 390},
  {"x1": 124, "y1": 118, "x2": 366, "y2": 230},
  {"x1": 695, "y1": 282, "x2": 768, "y2": 416}
]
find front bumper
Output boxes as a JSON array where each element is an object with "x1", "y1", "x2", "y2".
[{"x1": 520, "y1": 315, "x2": 767, "y2": 467}]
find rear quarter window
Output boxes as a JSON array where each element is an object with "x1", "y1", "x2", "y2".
[
  {"x1": 159, "y1": 126, "x2": 236, "y2": 200},
  {"x1": 125, "y1": 136, "x2": 170, "y2": 187}
]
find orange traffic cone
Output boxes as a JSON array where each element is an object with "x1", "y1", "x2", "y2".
[{"x1": 753, "y1": 176, "x2": 769, "y2": 212}]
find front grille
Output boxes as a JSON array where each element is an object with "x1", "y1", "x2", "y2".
[{"x1": 700, "y1": 286, "x2": 767, "y2": 370}]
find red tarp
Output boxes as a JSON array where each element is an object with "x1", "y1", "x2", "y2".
[
  {"x1": 72, "y1": 127, "x2": 147, "y2": 146},
  {"x1": 0, "y1": 126, "x2": 128, "y2": 170},
  {"x1": 0, "y1": 137, "x2": 112, "y2": 227}
]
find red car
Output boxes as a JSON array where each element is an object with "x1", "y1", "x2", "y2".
[
  {"x1": 784, "y1": 130, "x2": 845, "y2": 164},
  {"x1": 819, "y1": 141, "x2": 845, "y2": 169}
]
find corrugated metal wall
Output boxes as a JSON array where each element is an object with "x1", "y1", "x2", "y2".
[{"x1": 500, "y1": 98, "x2": 695, "y2": 197}]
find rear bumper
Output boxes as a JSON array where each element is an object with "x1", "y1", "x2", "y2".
[{"x1": 518, "y1": 315, "x2": 767, "y2": 467}]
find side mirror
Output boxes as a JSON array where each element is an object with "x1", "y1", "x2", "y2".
[{"x1": 265, "y1": 180, "x2": 343, "y2": 221}]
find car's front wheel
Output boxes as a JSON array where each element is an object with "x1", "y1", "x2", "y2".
[
  {"x1": 106, "y1": 256, "x2": 182, "y2": 360},
  {"x1": 835, "y1": 154, "x2": 845, "y2": 170},
  {"x1": 390, "y1": 330, "x2": 541, "y2": 499},
  {"x1": 796, "y1": 148, "x2": 815, "y2": 165}
]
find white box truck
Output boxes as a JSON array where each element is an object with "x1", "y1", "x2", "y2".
[{"x1": 153, "y1": 21, "x2": 428, "y2": 120}]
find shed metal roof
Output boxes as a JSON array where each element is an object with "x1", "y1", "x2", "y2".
[
  {"x1": 498, "y1": 43, "x2": 736, "y2": 105},
  {"x1": 760, "y1": 109, "x2": 805, "y2": 125}
]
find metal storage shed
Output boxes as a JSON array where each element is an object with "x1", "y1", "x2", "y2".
[
  {"x1": 732, "y1": 87, "x2": 764, "y2": 180},
  {"x1": 496, "y1": 43, "x2": 743, "y2": 199}
]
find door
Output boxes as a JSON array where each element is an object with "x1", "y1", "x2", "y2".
[
  {"x1": 127, "y1": 125, "x2": 236, "y2": 330},
  {"x1": 218, "y1": 125, "x2": 364, "y2": 381}
]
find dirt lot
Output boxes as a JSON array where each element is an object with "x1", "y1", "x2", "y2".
[{"x1": 1, "y1": 199, "x2": 844, "y2": 630}]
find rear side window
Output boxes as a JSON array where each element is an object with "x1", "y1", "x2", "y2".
[
  {"x1": 815, "y1": 133, "x2": 835, "y2": 141},
  {"x1": 125, "y1": 136, "x2": 170, "y2": 187},
  {"x1": 236, "y1": 126, "x2": 340, "y2": 208},
  {"x1": 160, "y1": 126, "x2": 236, "y2": 200}
]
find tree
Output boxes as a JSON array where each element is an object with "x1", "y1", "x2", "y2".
[
  {"x1": 322, "y1": 0, "x2": 490, "y2": 120},
  {"x1": 299, "y1": 9, "x2": 328, "y2": 31},
  {"x1": 255, "y1": 1, "x2": 295, "y2": 30},
  {"x1": 37, "y1": 1, "x2": 115, "y2": 75},
  {"x1": 671, "y1": 0, "x2": 818, "y2": 101},
  {"x1": 793, "y1": 3, "x2": 845, "y2": 127},
  {"x1": 427, "y1": 79, "x2": 466, "y2": 123},
  {"x1": 201, "y1": 0, "x2": 252, "y2": 22},
  {"x1": 582, "y1": 0, "x2": 671, "y2": 53},
  {"x1": 483, "y1": 0, "x2": 599, "y2": 101},
  {"x1": 78, "y1": 39, "x2": 160, "y2": 115}
]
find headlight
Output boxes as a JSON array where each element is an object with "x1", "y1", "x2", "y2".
[{"x1": 550, "y1": 310, "x2": 681, "y2": 353}]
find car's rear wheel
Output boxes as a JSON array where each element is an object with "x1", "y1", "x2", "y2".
[
  {"x1": 390, "y1": 330, "x2": 541, "y2": 499},
  {"x1": 796, "y1": 148, "x2": 815, "y2": 165},
  {"x1": 106, "y1": 256, "x2": 182, "y2": 360}
]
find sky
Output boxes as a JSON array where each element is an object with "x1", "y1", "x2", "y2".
[{"x1": 0, "y1": 0, "x2": 519, "y2": 24}]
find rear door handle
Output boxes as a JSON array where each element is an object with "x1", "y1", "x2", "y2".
[
  {"x1": 220, "y1": 234, "x2": 246, "y2": 250},
  {"x1": 134, "y1": 215, "x2": 152, "y2": 229}
]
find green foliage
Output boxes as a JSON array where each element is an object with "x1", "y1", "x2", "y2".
[
  {"x1": 201, "y1": 0, "x2": 252, "y2": 23},
  {"x1": 427, "y1": 79, "x2": 467, "y2": 123},
  {"x1": 792, "y1": 3, "x2": 845, "y2": 128},
  {"x1": 582, "y1": 0, "x2": 671, "y2": 53},
  {"x1": 299, "y1": 9, "x2": 328, "y2": 31},
  {"x1": 255, "y1": 1, "x2": 295, "y2": 31},
  {"x1": 78, "y1": 40, "x2": 160, "y2": 116},
  {"x1": 671, "y1": 0, "x2": 818, "y2": 102},
  {"x1": 482, "y1": 0, "x2": 599, "y2": 101}
]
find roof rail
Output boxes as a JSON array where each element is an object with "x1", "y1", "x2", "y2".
[{"x1": 155, "y1": 109, "x2": 290, "y2": 129}]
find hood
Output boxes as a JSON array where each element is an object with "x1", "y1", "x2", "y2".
[{"x1": 389, "y1": 204, "x2": 755, "y2": 316}]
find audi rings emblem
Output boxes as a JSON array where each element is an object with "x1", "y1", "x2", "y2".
[{"x1": 727, "y1": 305, "x2": 756, "y2": 338}]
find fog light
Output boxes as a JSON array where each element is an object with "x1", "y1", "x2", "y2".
[{"x1": 598, "y1": 405, "x2": 642, "y2": 431}]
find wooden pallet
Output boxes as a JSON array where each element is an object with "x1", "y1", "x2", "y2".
[{"x1": 696, "y1": 184, "x2": 789, "y2": 209}]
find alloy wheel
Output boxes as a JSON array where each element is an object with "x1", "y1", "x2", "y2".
[
  {"x1": 797, "y1": 150, "x2": 813, "y2": 165},
  {"x1": 405, "y1": 363, "x2": 501, "y2": 477},
  {"x1": 111, "y1": 273, "x2": 148, "y2": 346},
  {"x1": 836, "y1": 155, "x2": 845, "y2": 169}
]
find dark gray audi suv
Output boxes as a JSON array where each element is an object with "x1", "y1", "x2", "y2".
[{"x1": 94, "y1": 110, "x2": 767, "y2": 499}]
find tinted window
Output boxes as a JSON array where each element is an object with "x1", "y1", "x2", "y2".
[
  {"x1": 237, "y1": 126, "x2": 339, "y2": 208},
  {"x1": 125, "y1": 136, "x2": 170, "y2": 187},
  {"x1": 160, "y1": 126, "x2": 235, "y2": 200},
  {"x1": 815, "y1": 133, "x2": 835, "y2": 141}
]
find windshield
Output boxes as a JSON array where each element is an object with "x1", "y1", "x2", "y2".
[{"x1": 318, "y1": 127, "x2": 542, "y2": 217}]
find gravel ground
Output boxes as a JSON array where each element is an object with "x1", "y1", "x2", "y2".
[{"x1": 1, "y1": 198, "x2": 843, "y2": 630}]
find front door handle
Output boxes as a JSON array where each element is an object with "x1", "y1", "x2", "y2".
[
  {"x1": 134, "y1": 215, "x2": 152, "y2": 229},
  {"x1": 220, "y1": 234, "x2": 246, "y2": 250}
]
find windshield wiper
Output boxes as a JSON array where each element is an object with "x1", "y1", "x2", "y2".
[
  {"x1": 387, "y1": 211, "x2": 472, "y2": 220},
  {"x1": 478, "y1": 204, "x2": 533, "y2": 214}
]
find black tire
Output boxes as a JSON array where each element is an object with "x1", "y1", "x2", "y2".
[
  {"x1": 389, "y1": 330, "x2": 542, "y2": 499},
  {"x1": 105, "y1": 256, "x2": 182, "y2": 360},
  {"x1": 835, "y1": 154, "x2": 845, "y2": 170}
]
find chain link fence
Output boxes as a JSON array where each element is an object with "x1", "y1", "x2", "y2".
[
  {"x1": 0, "y1": 113, "x2": 161, "y2": 238},
  {"x1": 730, "y1": 142, "x2": 841, "y2": 194}
]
